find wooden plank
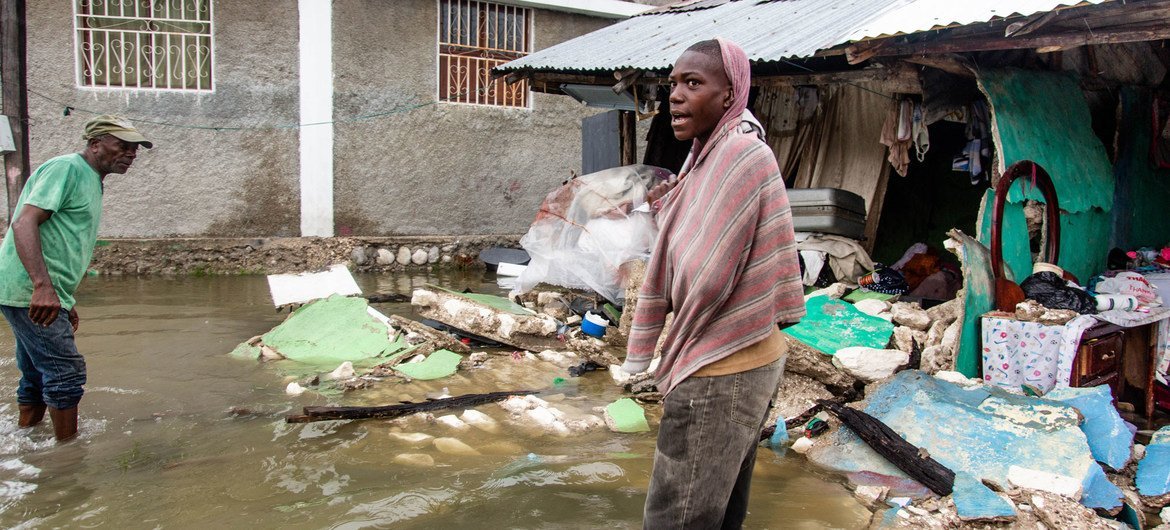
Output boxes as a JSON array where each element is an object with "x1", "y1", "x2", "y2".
[
  {"x1": 2, "y1": 0, "x2": 29, "y2": 220},
  {"x1": 619, "y1": 110, "x2": 636, "y2": 166},
  {"x1": 286, "y1": 390, "x2": 537, "y2": 423}
]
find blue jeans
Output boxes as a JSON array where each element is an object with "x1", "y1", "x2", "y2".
[
  {"x1": 1, "y1": 305, "x2": 86, "y2": 410},
  {"x1": 644, "y1": 357, "x2": 785, "y2": 529}
]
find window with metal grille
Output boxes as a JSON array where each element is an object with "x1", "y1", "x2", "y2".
[
  {"x1": 74, "y1": 0, "x2": 214, "y2": 92},
  {"x1": 438, "y1": 0, "x2": 530, "y2": 108}
]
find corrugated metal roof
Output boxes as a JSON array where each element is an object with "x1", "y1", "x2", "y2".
[
  {"x1": 498, "y1": 0, "x2": 1114, "y2": 74},
  {"x1": 843, "y1": 0, "x2": 1109, "y2": 40},
  {"x1": 500, "y1": 0, "x2": 912, "y2": 72}
]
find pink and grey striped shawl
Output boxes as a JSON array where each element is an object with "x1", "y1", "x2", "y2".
[{"x1": 626, "y1": 38, "x2": 805, "y2": 395}]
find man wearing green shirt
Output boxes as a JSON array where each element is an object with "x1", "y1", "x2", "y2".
[{"x1": 0, "y1": 115, "x2": 152, "y2": 442}]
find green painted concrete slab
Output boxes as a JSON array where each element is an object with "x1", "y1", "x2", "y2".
[
  {"x1": 606, "y1": 398, "x2": 650, "y2": 433},
  {"x1": 261, "y1": 295, "x2": 399, "y2": 367},
  {"x1": 393, "y1": 349, "x2": 463, "y2": 380},
  {"x1": 785, "y1": 296, "x2": 894, "y2": 355}
]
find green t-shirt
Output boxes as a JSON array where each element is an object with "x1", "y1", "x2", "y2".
[{"x1": 0, "y1": 153, "x2": 103, "y2": 310}]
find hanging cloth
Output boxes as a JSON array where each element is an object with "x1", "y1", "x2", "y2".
[{"x1": 912, "y1": 101, "x2": 930, "y2": 162}]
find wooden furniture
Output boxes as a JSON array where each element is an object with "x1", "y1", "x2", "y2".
[{"x1": 1070, "y1": 322, "x2": 1124, "y2": 395}]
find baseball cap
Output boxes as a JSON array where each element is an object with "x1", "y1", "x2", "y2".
[{"x1": 82, "y1": 115, "x2": 153, "y2": 149}]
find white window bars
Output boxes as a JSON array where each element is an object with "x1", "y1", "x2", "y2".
[
  {"x1": 74, "y1": 0, "x2": 214, "y2": 92},
  {"x1": 438, "y1": 0, "x2": 530, "y2": 108}
]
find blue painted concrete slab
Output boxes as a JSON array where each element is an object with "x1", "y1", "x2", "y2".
[
  {"x1": 1046, "y1": 386, "x2": 1134, "y2": 470},
  {"x1": 806, "y1": 371, "x2": 1116, "y2": 515},
  {"x1": 1137, "y1": 442, "x2": 1170, "y2": 497},
  {"x1": 1081, "y1": 462, "x2": 1124, "y2": 510},
  {"x1": 952, "y1": 473, "x2": 1016, "y2": 521}
]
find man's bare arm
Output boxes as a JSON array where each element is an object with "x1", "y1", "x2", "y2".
[{"x1": 11, "y1": 204, "x2": 60, "y2": 326}]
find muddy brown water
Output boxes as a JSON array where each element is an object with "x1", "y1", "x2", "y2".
[{"x1": 0, "y1": 273, "x2": 868, "y2": 529}]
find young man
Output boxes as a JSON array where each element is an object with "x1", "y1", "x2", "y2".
[
  {"x1": 0, "y1": 115, "x2": 152, "y2": 442},
  {"x1": 622, "y1": 39, "x2": 805, "y2": 528}
]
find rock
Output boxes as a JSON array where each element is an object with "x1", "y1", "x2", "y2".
[
  {"x1": 428, "y1": 246, "x2": 440, "y2": 264},
  {"x1": 1008, "y1": 466, "x2": 1082, "y2": 499},
  {"x1": 411, "y1": 249, "x2": 428, "y2": 265},
  {"x1": 435, "y1": 414, "x2": 470, "y2": 431},
  {"x1": 393, "y1": 453, "x2": 435, "y2": 467},
  {"x1": 441, "y1": 244, "x2": 457, "y2": 253},
  {"x1": 854, "y1": 485, "x2": 889, "y2": 508},
  {"x1": 892, "y1": 326, "x2": 928, "y2": 353},
  {"x1": 891, "y1": 302, "x2": 931, "y2": 331},
  {"x1": 460, "y1": 409, "x2": 499, "y2": 433},
  {"x1": 806, "y1": 282, "x2": 848, "y2": 300},
  {"x1": 791, "y1": 436, "x2": 814, "y2": 454},
  {"x1": 433, "y1": 437, "x2": 481, "y2": 456},
  {"x1": 441, "y1": 255, "x2": 452, "y2": 264},
  {"x1": 285, "y1": 382, "x2": 305, "y2": 396},
  {"x1": 350, "y1": 247, "x2": 368, "y2": 265},
  {"x1": 853, "y1": 299, "x2": 891, "y2": 319},
  {"x1": 396, "y1": 247, "x2": 412, "y2": 265},
  {"x1": 941, "y1": 320, "x2": 962, "y2": 352},
  {"x1": 375, "y1": 248, "x2": 394, "y2": 265},
  {"x1": 469, "y1": 352, "x2": 488, "y2": 364},
  {"x1": 832, "y1": 347, "x2": 909, "y2": 382},
  {"x1": 925, "y1": 319, "x2": 949, "y2": 348},
  {"x1": 327, "y1": 361, "x2": 355, "y2": 380},
  {"x1": 388, "y1": 432, "x2": 433, "y2": 448}
]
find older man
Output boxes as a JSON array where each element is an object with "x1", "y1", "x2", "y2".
[{"x1": 0, "y1": 115, "x2": 152, "y2": 442}]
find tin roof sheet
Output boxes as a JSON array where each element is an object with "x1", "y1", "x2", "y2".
[{"x1": 498, "y1": 0, "x2": 1113, "y2": 73}]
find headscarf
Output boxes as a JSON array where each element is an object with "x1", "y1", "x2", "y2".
[{"x1": 689, "y1": 37, "x2": 752, "y2": 162}]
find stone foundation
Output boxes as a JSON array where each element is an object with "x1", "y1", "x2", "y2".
[{"x1": 83, "y1": 235, "x2": 522, "y2": 275}]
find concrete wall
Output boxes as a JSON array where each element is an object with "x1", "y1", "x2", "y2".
[
  {"x1": 14, "y1": 0, "x2": 616, "y2": 238},
  {"x1": 332, "y1": 0, "x2": 611, "y2": 235},
  {"x1": 22, "y1": 0, "x2": 302, "y2": 238}
]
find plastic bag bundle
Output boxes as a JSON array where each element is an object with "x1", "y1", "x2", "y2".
[
  {"x1": 1096, "y1": 271, "x2": 1163, "y2": 306},
  {"x1": 1020, "y1": 271, "x2": 1098, "y2": 314},
  {"x1": 514, "y1": 165, "x2": 673, "y2": 303}
]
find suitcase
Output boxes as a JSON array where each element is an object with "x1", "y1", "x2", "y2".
[{"x1": 787, "y1": 188, "x2": 867, "y2": 239}]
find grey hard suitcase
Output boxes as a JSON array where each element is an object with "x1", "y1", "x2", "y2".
[{"x1": 787, "y1": 188, "x2": 867, "y2": 239}]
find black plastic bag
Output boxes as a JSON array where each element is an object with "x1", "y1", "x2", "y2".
[{"x1": 1020, "y1": 272, "x2": 1097, "y2": 314}]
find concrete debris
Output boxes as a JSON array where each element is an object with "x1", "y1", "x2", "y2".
[
  {"x1": 832, "y1": 347, "x2": 909, "y2": 382},
  {"x1": 783, "y1": 335, "x2": 857, "y2": 392},
  {"x1": 388, "y1": 314, "x2": 470, "y2": 354},
  {"x1": 805, "y1": 282, "x2": 849, "y2": 300},
  {"x1": 1139, "y1": 425, "x2": 1170, "y2": 504},
  {"x1": 498, "y1": 394, "x2": 603, "y2": 437},
  {"x1": 1027, "y1": 490, "x2": 1115, "y2": 530},
  {"x1": 891, "y1": 302, "x2": 931, "y2": 331},
  {"x1": 853, "y1": 299, "x2": 892, "y2": 319},
  {"x1": 433, "y1": 437, "x2": 481, "y2": 456},
  {"x1": 764, "y1": 371, "x2": 834, "y2": 430},
  {"x1": 892, "y1": 326, "x2": 928, "y2": 354},
  {"x1": 791, "y1": 436, "x2": 815, "y2": 454},
  {"x1": 920, "y1": 345, "x2": 955, "y2": 375},
  {"x1": 388, "y1": 432, "x2": 434, "y2": 448},
  {"x1": 460, "y1": 409, "x2": 499, "y2": 433},
  {"x1": 853, "y1": 485, "x2": 889, "y2": 508},
  {"x1": 932, "y1": 371, "x2": 980, "y2": 387},
  {"x1": 925, "y1": 299, "x2": 961, "y2": 323},
  {"x1": 1007, "y1": 465, "x2": 1083, "y2": 499},
  {"x1": 1015, "y1": 299, "x2": 1079, "y2": 325},
  {"x1": 536, "y1": 349, "x2": 580, "y2": 368},
  {"x1": 393, "y1": 453, "x2": 435, "y2": 467},
  {"x1": 285, "y1": 382, "x2": 305, "y2": 396},
  {"x1": 412, "y1": 287, "x2": 561, "y2": 352},
  {"x1": 435, "y1": 414, "x2": 471, "y2": 431},
  {"x1": 326, "y1": 361, "x2": 355, "y2": 381}
]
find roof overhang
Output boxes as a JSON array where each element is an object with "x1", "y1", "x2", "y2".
[{"x1": 498, "y1": 0, "x2": 654, "y2": 19}]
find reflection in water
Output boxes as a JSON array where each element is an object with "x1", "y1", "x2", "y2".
[{"x1": 0, "y1": 273, "x2": 868, "y2": 528}]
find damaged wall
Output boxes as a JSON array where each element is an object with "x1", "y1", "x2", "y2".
[
  {"x1": 12, "y1": 0, "x2": 616, "y2": 238},
  {"x1": 1114, "y1": 87, "x2": 1170, "y2": 250},
  {"x1": 21, "y1": 0, "x2": 302, "y2": 238},
  {"x1": 331, "y1": 0, "x2": 612, "y2": 236}
]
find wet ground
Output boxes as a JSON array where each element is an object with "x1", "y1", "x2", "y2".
[{"x1": 0, "y1": 273, "x2": 869, "y2": 529}]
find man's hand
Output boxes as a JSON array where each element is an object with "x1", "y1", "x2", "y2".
[
  {"x1": 646, "y1": 180, "x2": 678, "y2": 206},
  {"x1": 28, "y1": 284, "x2": 61, "y2": 327},
  {"x1": 68, "y1": 308, "x2": 79, "y2": 332}
]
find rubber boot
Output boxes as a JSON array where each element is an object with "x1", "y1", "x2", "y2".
[
  {"x1": 48, "y1": 407, "x2": 78, "y2": 442},
  {"x1": 18, "y1": 404, "x2": 46, "y2": 428}
]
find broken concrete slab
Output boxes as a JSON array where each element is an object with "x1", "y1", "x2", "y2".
[
  {"x1": 388, "y1": 314, "x2": 470, "y2": 354},
  {"x1": 805, "y1": 370, "x2": 1122, "y2": 513},
  {"x1": 1008, "y1": 465, "x2": 1083, "y2": 499},
  {"x1": 785, "y1": 295, "x2": 895, "y2": 355},
  {"x1": 891, "y1": 326, "x2": 927, "y2": 354},
  {"x1": 604, "y1": 398, "x2": 650, "y2": 433},
  {"x1": 952, "y1": 473, "x2": 1016, "y2": 522},
  {"x1": 1138, "y1": 426, "x2": 1170, "y2": 501},
  {"x1": 1046, "y1": 385, "x2": 1134, "y2": 471},
  {"x1": 393, "y1": 350, "x2": 463, "y2": 381},
  {"x1": 832, "y1": 347, "x2": 909, "y2": 382},
  {"x1": 412, "y1": 287, "x2": 561, "y2": 352},
  {"x1": 266, "y1": 264, "x2": 362, "y2": 307}
]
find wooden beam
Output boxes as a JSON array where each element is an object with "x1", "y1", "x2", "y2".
[
  {"x1": 755, "y1": 65, "x2": 921, "y2": 94},
  {"x1": 1004, "y1": 10, "x2": 1059, "y2": 38},
  {"x1": 619, "y1": 110, "x2": 636, "y2": 166},
  {"x1": 900, "y1": 55, "x2": 976, "y2": 77},
  {"x1": 2, "y1": 0, "x2": 29, "y2": 220},
  {"x1": 847, "y1": 23, "x2": 1170, "y2": 59}
]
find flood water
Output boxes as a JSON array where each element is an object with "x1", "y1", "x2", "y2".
[{"x1": 0, "y1": 272, "x2": 869, "y2": 529}]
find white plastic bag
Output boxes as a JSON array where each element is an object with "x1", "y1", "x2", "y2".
[
  {"x1": 1096, "y1": 271, "x2": 1163, "y2": 306},
  {"x1": 513, "y1": 165, "x2": 673, "y2": 303}
]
